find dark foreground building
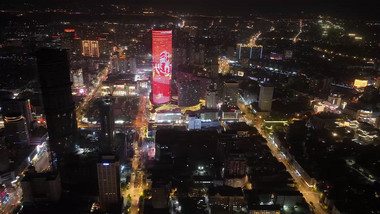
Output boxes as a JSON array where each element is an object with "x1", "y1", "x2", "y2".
[{"x1": 36, "y1": 49, "x2": 77, "y2": 154}]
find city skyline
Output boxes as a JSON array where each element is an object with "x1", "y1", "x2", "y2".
[{"x1": 0, "y1": 1, "x2": 379, "y2": 214}]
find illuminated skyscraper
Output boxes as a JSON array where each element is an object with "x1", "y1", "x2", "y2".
[
  {"x1": 152, "y1": 30, "x2": 172, "y2": 104},
  {"x1": 82, "y1": 40, "x2": 100, "y2": 58},
  {"x1": 82, "y1": 40, "x2": 91, "y2": 56}
]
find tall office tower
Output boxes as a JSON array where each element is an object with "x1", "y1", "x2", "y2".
[
  {"x1": 99, "y1": 99, "x2": 114, "y2": 145},
  {"x1": 82, "y1": 40, "x2": 91, "y2": 56},
  {"x1": 237, "y1": 46, "x2": 263, "y2": 60},
  {"x1": 223, "y1": 81, "x2": 239, "y2": 107},
  {"x1": 258, "y1": 84, "x2": 274, "y2": 112},
  {"x1": 3, "y1": 115, "x2": 30, "y2": 144},
  {"x1": 238, "y1": 45, "x2": 263, "y2": 61},
  {"x1": 237, "y1": 44, "x2": 263, "y2": 68},
  {"x1": 61, "y1": 29, "x2": 76, "y2": 51},
  {"x1": 36, "y1": 48, "x2": 77, "y2": 154},
  {"x1": 206, "y1": 87, "x2": 218, "y2": 109},
  {"x1": 82, "y1": 40, "x2": 100, "y2": 58},
  {"x1": 97, "y1": 155, "x2": 121, "y2": 213},
  {"x1": 90, "y1": 41, "x2": 100, "y2": 58},
  {"x1": 1, "y1": 99, "x2": 33, "y2": 130},
  {"x1": 152, "y1": 30, "x2": 172, "y2": 104}
]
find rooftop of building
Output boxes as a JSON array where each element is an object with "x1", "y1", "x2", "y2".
[
  {"x1": 221, "y1": 105, "x2": 239, "y2": 112},
  {"x1": 347, "y1": 102, "x2": 376, "y2": 111},
  {"x1": 22, "y1": 168, "x2": 60, "y2": 182},
  {"x1": 260, "y1": 83, "x2": 274, "y2": 87},
  {"x1": 313, "y1": 112, "x2": 341, "y2": 119},
  {"x1": 208, "y1": 186, "x2": 244, "y2": 197},
  {"x1": 98, "y1": 154, "x2": 118, "y2": 164}
]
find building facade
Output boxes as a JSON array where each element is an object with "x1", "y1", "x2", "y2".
[
  {"x1": 152, "y1": 30, "x2": 172, "y2": 104},
  {"x1": 82, "y1": 40, "x2": 100, "y2": 58},
  {"x1": 36, "y1": 48, "x2": 77, "y2": 154},
  {"x1": 97, "y1": 155, "x2": 121, "y2": 213},
  {"x1": 258, "y1": 84, "x2": 274, "y2": 112}
]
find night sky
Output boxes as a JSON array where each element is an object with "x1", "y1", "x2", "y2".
[{"x1": 1, "y1": 0, "x2": 379, "y2": 18}]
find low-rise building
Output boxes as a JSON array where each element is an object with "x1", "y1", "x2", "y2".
[{"x1": 208, "y1": 186, "x2": 245, "y2": 213}]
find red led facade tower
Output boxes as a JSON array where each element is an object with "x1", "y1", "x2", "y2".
[{"x1": 152, "y1": 30, "x2": 172, "y2": 104}]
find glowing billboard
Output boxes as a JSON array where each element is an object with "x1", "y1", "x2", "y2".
[
  {"x1": 64, "y1": 29, "x2": 75, "y2": 33},
  {"x1": 354, "y1": 79, "x2": 368, "y2": 88},
  {"x1": 152, "y1": 30, "x2": 172, "y2": 104}
]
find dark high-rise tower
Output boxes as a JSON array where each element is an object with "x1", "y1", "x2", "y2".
[
  {"x1": 99, "y1": 98, "x2": 114, "y2": 146},
  {"x1": 36, "y1": 49, "x2": 77, "y2": 154}
]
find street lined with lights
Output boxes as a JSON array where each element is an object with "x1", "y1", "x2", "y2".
[{"x1": 238, "y1": 102, "x2": 328, "y2": 214}]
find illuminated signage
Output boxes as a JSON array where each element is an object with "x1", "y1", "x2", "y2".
[
  {"x1": 354, "y1": 79, "x2": 368, "y2": 88},
  {"x1": 64, "y1": 29, "x2": 75, "y2": 33}
]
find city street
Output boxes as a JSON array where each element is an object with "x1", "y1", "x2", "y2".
[
  {"x1": 238, "y1": 102, "x2": 329, "y2": 214},
  {"x1": 76, "y1": 66, "x2": 109, "y2": 128},
  {"x1": 0, "y1": 145, "x2": 50, "y2": 214},
  {"x1": 0, "y1": 187, "x2": 22, "y2": 214},
  {"x1": 267, "y1": 140, "x2": 327, "y2": 214},
  {"x1": 123, "y1": 92, "x2": 150, "y2": 214}
]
